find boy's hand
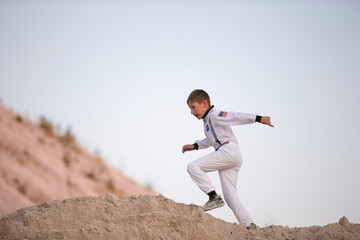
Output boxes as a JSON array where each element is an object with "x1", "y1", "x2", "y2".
[
  {"x1": 182, "y1": 144, "x2": 195, "y2": 153},
  {"x1": 261, "y1": 116, "x2": 274, "y2": 127}
]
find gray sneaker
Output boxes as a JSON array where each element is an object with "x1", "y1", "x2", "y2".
[
  {"x1": 246, "y1": 223, "x2": 258, "y2": 230},
  {"x1": 202, "y1": 195, "x2": 225, "y2": 211}
]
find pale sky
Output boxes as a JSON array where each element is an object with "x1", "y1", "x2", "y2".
[{"x1": 1, "y1": 0, "x2": 359, "y2": 227}]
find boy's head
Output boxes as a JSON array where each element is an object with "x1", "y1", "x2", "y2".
[
  {"x1": 187, "y1": 89, "x2": 211, "y2": 106},
  {"x1": 187, "y1": 89, "x2": 211, "y2": 120}
]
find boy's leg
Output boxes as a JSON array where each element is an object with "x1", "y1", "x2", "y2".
[
  {"x1": 219, "y1": 168, "x2": 254, "y2": 227},
  {"x1": 187, "y1": 150, "x2": 232, "y2": 194}
]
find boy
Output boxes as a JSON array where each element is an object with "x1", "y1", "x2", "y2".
[{"x1": 182, "y1": 89, "x2": 273, "y2": 229}]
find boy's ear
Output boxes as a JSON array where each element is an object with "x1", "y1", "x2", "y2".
[{"x1": 202, "y1": 100, "x2": 208, "y2": 107}]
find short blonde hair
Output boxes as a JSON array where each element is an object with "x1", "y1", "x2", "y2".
[{"x1": 187, "y1": 89, "x2": 211, "y2": 105}]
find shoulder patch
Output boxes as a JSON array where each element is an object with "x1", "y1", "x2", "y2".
[{"x1": 218, "y1": 111, "x2": 228, "y2": 117}]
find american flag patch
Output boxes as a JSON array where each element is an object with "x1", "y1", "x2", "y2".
[{"x1": 218, "y1": 111, "x2": 228, "y2": 117}]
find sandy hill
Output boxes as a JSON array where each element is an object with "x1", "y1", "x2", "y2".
[
  {"x1": 0, "y1": 104, "x2": 154, "y2": 216},
  {"x1": 0, "y1": 194, "x2": 359, "y2": 240},
  {"x1": 1, "y1": 104, "x2": 359, "y2": 240}
]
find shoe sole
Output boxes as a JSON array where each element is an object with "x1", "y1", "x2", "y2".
[
  {"x1": 202, "y1": 201, "x2": 225, "y2": 212},
  {"x1": 246, "y1": 224, "x2": 258, "y2": 230}
]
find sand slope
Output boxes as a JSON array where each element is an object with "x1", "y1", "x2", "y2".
[
  {"x1": 1, "y1": 194, "x2": 359, "y2": 240},
  {"x1": 0, "y1": 104, "x2": 154, "y2": 216}
]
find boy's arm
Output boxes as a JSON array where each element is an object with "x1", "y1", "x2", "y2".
[
  {"x1": 214, "y1": 111, "x2": 257, "y2": 126},
  {"x1": 182, "y1": 137, "x2": 212, "y2": 153},
  {"x1": 195, "y1": 137, "x2": 212, "y2": 149},
  {"x1": 215, "y1": 111, "x2": 274, "y2": 127}
]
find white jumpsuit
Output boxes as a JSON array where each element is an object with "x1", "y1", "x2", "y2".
[{"x1": 187, "y1": 105, "x2": 256, "y2": 227}]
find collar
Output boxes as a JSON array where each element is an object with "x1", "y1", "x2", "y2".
[{"x1": 202, "y1": 105, "x2": 214, "y2": 119}]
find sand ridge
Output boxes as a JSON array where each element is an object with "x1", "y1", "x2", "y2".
[{"x1": 1, "y1": 194, "x2": 359, "y2": 240}]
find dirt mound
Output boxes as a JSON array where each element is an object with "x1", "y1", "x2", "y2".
[
  {"x1": 0, "y1": 104, "x2": 155, "y2": 216},
  {"x1": 1, "y1": 194, "x2": 359, "y2": 240}
]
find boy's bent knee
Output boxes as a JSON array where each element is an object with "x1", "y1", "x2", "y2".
[{"x1": 187, "y1": 162, "x2": 198, "y2": 174}]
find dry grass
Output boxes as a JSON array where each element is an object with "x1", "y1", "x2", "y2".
[
  {"x1": 17, "y1": 183, "x2": 27, "y2": 196},
  {"x1": 15, "y1": 115, "x2": 23, "y2": 123},
  {"x1": 66, "y1": 177, "x2": 75, "y2": 187},
  {"x1": 63, "y1": 152, "x2": 71, "y2": 167},
  {"x1": 39, "y1": 117, "x2": 54, "y2": 136},
  {"x1": 94, "y1": 149, "x2": 104, "y2": 163},
  {"x1": 107, "y1": 178, "x2": 115, "y2": 191},
  {"x1": 145, "y1": 182, "x2": 154, "y2": 191},
  {"x1": 37, "y1": 137, "x2": 46, "y2": 144},
  {"x1": 17, "y1": 157, "x2": 26, "y2": 165},
  {"x1": 59, "y1": 127, "x2": 76, "y2": 146},
  {"x1": 39, "y1": 116, "x2": 79, "y2": 150},
  {"x1": 85, "y1": 171, "x2": 96, "y2": 180}
]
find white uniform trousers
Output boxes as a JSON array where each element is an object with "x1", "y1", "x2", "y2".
[{"x1": 187, "y1": 142, "x2": 253, "y2": 227}]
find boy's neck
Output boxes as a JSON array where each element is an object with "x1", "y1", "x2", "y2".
[{"x1": 202, "y1": 105, "x2": 214, "y2": 119}]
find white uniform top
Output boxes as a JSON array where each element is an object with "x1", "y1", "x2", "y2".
[{"x1": 195, "y1": 105, "x2": 257, "y2": 151}]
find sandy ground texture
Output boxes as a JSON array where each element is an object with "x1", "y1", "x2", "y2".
[
  {"x1": 0, "y1": 104, "x2": 155, "y2": 216},
  {"x1": 0, "y1": 194, "x2": 359, "y2": 240}
]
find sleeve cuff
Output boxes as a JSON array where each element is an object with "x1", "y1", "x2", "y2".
[
  {"x1": 193, "y1": 143, "x2": 199, "y2": 150},
  {"x1": 255, "y1": 115, "x2": 262, "y2": 123}
]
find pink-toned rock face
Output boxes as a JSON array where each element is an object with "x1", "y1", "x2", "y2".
[{"x1": 0, "y1": 104, "x2": 155, "y2": 216}]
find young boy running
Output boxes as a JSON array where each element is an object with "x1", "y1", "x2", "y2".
[{"x1": 182, "y1": 89, "x2": 273, "y2": 229}]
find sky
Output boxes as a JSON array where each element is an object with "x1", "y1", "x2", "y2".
[{"x1": 1, "y1": 0, "x2": 359, "y2": 227}]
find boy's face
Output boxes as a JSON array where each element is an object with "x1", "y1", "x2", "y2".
[{"x1": 188, "y1": 100, "x2": 209, "y2": 120}]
